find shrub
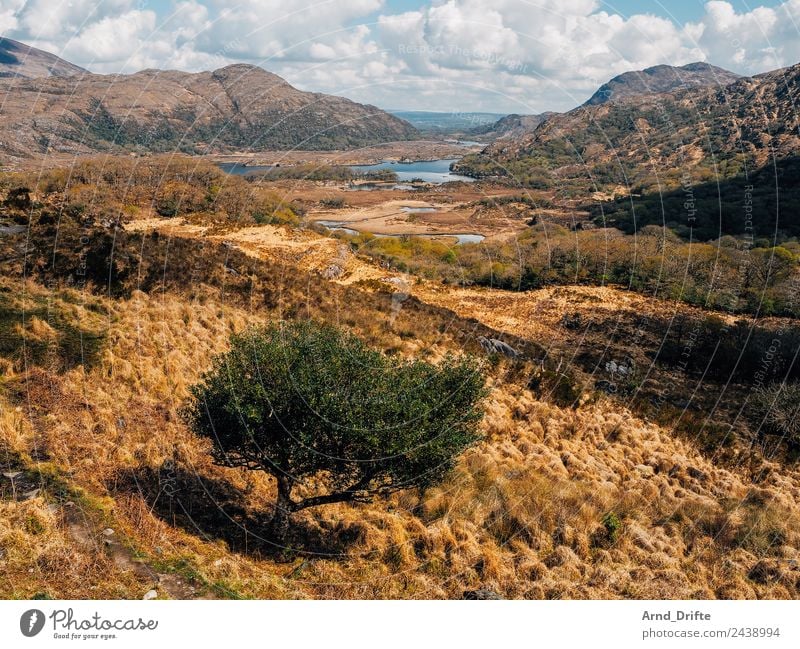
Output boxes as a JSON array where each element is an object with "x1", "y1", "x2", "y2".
[
  {"x1": 183, "y1": 320, "x2": 487, "y2": 540},
  {"x1": 602, "y1": 511, "x2": 622, "y2": 543},
  {"x1": 751, "y1": 382, "x2": 800, "y2": 446}
]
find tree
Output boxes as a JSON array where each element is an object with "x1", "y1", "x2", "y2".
[{"x1": 184, "y1": 321, "x2": 486, "y2": 541}]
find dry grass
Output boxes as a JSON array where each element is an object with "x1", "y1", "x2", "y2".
[
  {"x1": 1, "y1": 194, "x2": 800, "y2": 599},
  {"x1": 1, "y1": 271, "x2": 799, "y2": 600}
]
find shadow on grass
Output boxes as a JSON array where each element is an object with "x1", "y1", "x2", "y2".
[{"x1": 111, "y1": 463, "x2": 354, "y2": 560}]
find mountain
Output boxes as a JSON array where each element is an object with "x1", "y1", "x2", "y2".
[
  {"x1": 459, "y1": 64, "x2": 739, "y2": 146},
  {"x1": 469, "y1": 112, "x2": 556, "y2": 140},
  {"x1": 455, "y1": 61, "x2": 797, "y2": 189},
  {"x1": 584, "y1": 62, "x2": 741, "y2": 106},
  {"x1": 454, "y1": 61, "x2": 800, "y2": 239},
  {"x1": 0, "y1": 37, "x2": 87, "y2": 78},
  {"x1": 0, "y1": 63, "x2": 418, "y2": 157},
  {"x1": 388, "y1": 110, "x2": 506, "y2": 133}
]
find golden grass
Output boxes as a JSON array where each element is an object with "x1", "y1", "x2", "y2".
[{"x1": 1, "y1": 270, "x2": 800, "y2": 600}]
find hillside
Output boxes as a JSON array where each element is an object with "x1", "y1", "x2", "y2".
[
  {"x1": 470, "y1": 112, "x2": 556, "y2": 141},
  {"x1": 456, "y1": 63, "x2": 738, "y2": 146},
  {"x1": 0, "y1": 37, "x2": 86, "y2": 79},
  {"x1": 1, "y1": 156, "x2": 800, "y2": 599},
  {"x1": 584, "y1": 62, "x2": 740, "y2": 106},
  {"x1": 453, "y1": 62, "x2": 800, "y2": 237},
  {"x1": 0, "y1": 63, "x2": 418, "y2": 158}
]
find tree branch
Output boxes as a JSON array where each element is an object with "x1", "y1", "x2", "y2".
[{"x1": 290, "y1": 472, "x2": 391, "y2": 512}]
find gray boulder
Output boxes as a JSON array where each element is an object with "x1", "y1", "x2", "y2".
[{"x1": 478, "y1": 336, "x2": 521, "y2": 359}]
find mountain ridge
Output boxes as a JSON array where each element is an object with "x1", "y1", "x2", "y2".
[
  {"x1": 0, "y1": 61, "x2": 418, "y2": 157},
  {"x1": 453, "y1": 60, "x2": 800, "y2": 195},
  {"x1": 0, "y1": 37, "x2": 87, "y2": 78},
  {"x1": 584, "y1": 61, "x2": 742, "y2": 106}
]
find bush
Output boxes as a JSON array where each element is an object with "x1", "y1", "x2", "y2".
[
  {"x1": 183, "y1": 320, "x2": 486, "y2": 540},
  {"x1": 752, "y1": 382, "x2": 800, "y2": 446}
]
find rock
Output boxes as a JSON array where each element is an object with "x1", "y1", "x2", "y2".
[
  {"x1": 560, "y1": 313, "x2": 583, "y2": 330},
  {"x1": 605, "y1": 360, "x2": 632, "y2": 376},
  {"x1": 322, "y1": 264, "x2": 344, "y2": 279},
  {"x1": 478, "y1": 336, "x2": 521, "y2": 359},
  {"x1": 142, "y1": 589, "x2": 158, "y2": 600},
  {"x1": 463, "y1": 589, "x2": 503, "y2": 600},
  {"x1": 687, "y1": 466, "x2": 708, "y2": 481},
  {"x1": 102, "y1": 528, "x2": 115, "y2": 537},
  {"x1": 595, "y1": 379, "x2": 616, "y2": 394}
]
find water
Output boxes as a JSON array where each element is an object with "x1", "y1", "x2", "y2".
[
  {"x1": 349, "y1": 159, "x2": 474, "y2": 184},
  {"x1": 400, "y1": 206, "x2": 437, "y2": 213},
  {"x1": 218, "y1": 162, "x2": 273, "y2": 175},
  {"x1": 347, "y1": 183, "x2": 419, "y2": 191},
  {"x1": 449, "y1": 234, "x2": 485, "y2": 244},
  {"x1": 315, "y1": 220, "x2": 359, "y2": 236},
  {"x1": 218, "y1": 159, "x2": 475, "y2": 184},
  {"x1": 315, "y1": 220, "x2": 484, "y2": 245}
]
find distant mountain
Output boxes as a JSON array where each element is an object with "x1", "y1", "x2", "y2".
[
  {"x1": 0, "y1": 62, "x2": 418, "y2": 157},
  {"x1": 470, "y1": 112, "x2": 556, "y2": 140},
  {"x1": 455, "y1": 61, "x2": 795, "y2": 187},
  {"x1": 584, "y1": 62, "x2": 741, "y2": 106},
  {"x1": 388, "y1": 110, "x2": 506, "y2": 133},
  {"x1": 0, "y1": 37, "x2": 86, "y2": 78},
  {"x1": 454, "y1": 61, "x2": 800, "y2": 238}
]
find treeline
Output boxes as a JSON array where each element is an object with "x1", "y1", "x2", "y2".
[
  {"x1": 592, "y1": 157, "x2": 800, "y2": 241},
  {"x1": 0, "y1": 155, "x2": 302, "y2": 225},
  {"x1": 353, "y1": 223, "x2": 800, "y2": 317},
  {"x1": 245, "y1": 164, "x2": 397, "y2": 183}
]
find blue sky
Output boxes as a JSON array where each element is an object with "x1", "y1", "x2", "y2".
[
  {"x1": 1, "y1": 1, "x2": 798, "y2": 112},
  {"x1": 380, "y1": 0, "x2": 785, "y2": 21}
]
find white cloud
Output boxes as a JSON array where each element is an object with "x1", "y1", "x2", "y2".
[
  {"x1": 0, "y1": 0, "x2": 798, "y2": 112},
  {"x1": 61, "y1": 10, "x2": 158, "y2": 68},
  {"x1": 193, "y1": 0, "x2": 382, "y2": 62},
  {"x1": 685, "y1": 1, "x2": 799, "y2": 74}
]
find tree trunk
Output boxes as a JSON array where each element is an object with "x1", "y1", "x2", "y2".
[{"x1": 269, "y1": 475, "x2": 293, "y2": 544}]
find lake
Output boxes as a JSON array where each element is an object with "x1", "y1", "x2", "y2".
[
  {"x1": 315, "y1": 220, "x2": 484, "y2": 245},
  {"x1": 218, "y1": 162, "x2": 273, "y2": 175},
  {"x1": 349, "y1": 159, "x2": 475, "y2": 184},
  {"x1": 218, "y1": 158, "x2": 475, "y2": 184}
]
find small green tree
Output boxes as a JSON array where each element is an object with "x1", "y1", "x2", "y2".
[{"x1": 184, "y1": 321, "x2": 486, "y2": 541}]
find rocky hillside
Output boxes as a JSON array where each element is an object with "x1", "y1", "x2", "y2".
[
  {"x1": 459, "y1": 63, "x2": 737, "y2": 146},
  {"x1": 0, "y1": 62, "x2": 418, "y2": 157},
  {"x1": 0, "y1": 37, "x2": 86, "y2": 79},
  {"x1": 470, "y1": 112, "x2": 556, "y2": 141},
  {"x1": 454, "y1": 61, "x2": 799, "y2": 198},
  {"x1": 584, "y1": 62, "x2": 740, "y2": 106}
]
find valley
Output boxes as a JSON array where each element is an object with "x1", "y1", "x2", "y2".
[{"x1": 0, "y1": 33, "x2": 799, "y2": 604}]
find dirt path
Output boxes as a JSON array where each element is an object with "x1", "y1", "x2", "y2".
[{"x1": 60, "y1": 502, "x2": 206, "y2": 599}]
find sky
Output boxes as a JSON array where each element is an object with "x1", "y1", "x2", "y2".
[{"x1": 0, "y1": 0, "x2": 798, "y2": 113}]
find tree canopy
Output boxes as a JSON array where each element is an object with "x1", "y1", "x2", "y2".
[{"x1": 184, "y1": 320, "x2": 486, "y2": 539}]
